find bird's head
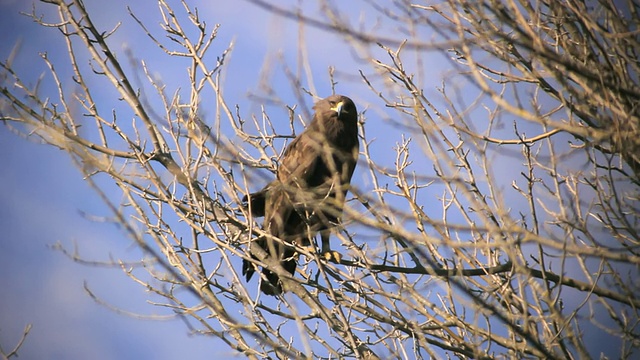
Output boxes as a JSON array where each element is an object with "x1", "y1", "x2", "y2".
[
  {"x1": 327, "y1": 94, "x2": 356, "y2": 118},
  {"x1": 315, "y1": 95, "x2": 357, "y2": 123}
]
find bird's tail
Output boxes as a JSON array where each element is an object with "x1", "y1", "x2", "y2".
[
  {"x1": 243, "y1": 235, "x2": 299, "y2": 295},
  {"x1": 260, "y1": 269, "x2": 283, "y2": 295},
  {"x1": 258, "y1": 257, "x2": 297, "y2": 296}
]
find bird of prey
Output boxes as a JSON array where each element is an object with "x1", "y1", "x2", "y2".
[{"x1": 242, "y1": 94, "x2": 359, "y2": 295}]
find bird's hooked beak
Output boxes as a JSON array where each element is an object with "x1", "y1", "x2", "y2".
[{"x1": 331, "y1": 101, "x2": 345, "y2": 116}]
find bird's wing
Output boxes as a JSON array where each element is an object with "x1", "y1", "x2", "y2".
[{"x1": 277, "y1": 128, "x2": 322, "y2": 187}]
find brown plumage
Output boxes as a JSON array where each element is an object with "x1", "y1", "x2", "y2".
[{"x1": 242, "y1": 95, "x2": 359, "y2": 295}]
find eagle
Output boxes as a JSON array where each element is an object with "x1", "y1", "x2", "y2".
[{"x1": 242, "y1": 95, "x2": 359, "y2": 295}]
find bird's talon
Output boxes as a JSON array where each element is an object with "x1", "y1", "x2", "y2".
[{"x1": 322, "y1": 251, "x2": 342, "y2": 263}]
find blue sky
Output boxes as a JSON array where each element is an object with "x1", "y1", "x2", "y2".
[{"x1": 0, "y1": 0, "x2": 626, "y2": 358}]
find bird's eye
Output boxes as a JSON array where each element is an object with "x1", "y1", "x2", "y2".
[{"x1": 329, "y1": 101, "x2": 336, "y2": 106}]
